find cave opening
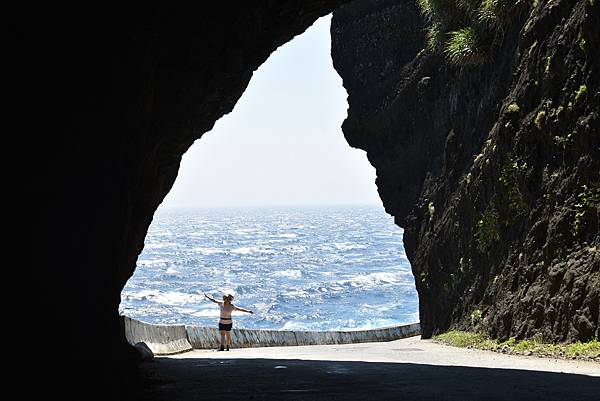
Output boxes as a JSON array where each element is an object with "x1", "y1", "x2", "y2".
[{"x1": 119, "y1": 15, "x2": 418, "y2": 333}]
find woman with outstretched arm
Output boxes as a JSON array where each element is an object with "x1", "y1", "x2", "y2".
[{"x1": 204, "y1": 292, "x2": 254, "y2": 351}]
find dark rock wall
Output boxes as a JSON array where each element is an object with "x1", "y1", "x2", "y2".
[
  {"x1": 25, "y1": 2, "x2": 347, "y2": 398},
  {"x1": 332, "y1": 0, "x2": 599, "y2": 341}
]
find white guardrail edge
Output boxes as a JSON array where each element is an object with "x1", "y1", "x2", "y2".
[{"x1": 123, "y1": 316, "x2": 421, "y2": 354}]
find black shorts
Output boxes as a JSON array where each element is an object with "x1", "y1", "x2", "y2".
[{"x1": 218, "y1": 323, "x2": 232, "y2": 331}]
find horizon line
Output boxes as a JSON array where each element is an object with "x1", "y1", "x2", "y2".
[{"x1": 159, "y1": 202, "x2": 384, "y2": 210}]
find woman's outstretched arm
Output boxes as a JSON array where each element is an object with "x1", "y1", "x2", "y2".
[
  {"x1": 204, "y1": 293, "x2": 221, "y2": 304},
  {"x1": 234, "y1": 305, "x2": 254, "y2": 314}
]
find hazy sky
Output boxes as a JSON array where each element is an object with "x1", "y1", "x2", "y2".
[{"x1": 162, "y1": 15, "x2": 381, "y2": 208}]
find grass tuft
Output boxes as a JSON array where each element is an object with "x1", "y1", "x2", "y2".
[
  {"x1": 426, "y1": 22, "x2": 446, "y2": 51},
  {"x1": 434, "y1": 331, "x2": 600, "y2": 360},
  {"x1": 478, "y1": 0, "x2": 518, "y2": 27},
  {"x1": 445, "y1": 27, "x2": 488, "y2": 65},
  {"x1": 566, "y1": 340, "x2": 600, "y2": 357},
  {"x1": 434, "y1": 330, "x2": 491, "y2": 348},
  {"x1": 417, "y1": 0, "x2": 524, "y2": 66}
]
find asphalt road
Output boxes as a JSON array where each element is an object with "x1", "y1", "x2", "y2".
[{"x1": 139, "y1": 336, "x2": 599, "y2": 400}]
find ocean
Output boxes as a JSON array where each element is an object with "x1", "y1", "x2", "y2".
[{"x1": 119, "y1": 205, "x2": 419, "y2": 331}]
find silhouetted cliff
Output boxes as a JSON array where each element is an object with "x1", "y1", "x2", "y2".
[
  {"x1": 25, "y1": 2, "x2": 347, "y2": 399},
  {"x1": 332, "y1": 0, "x2": 599, "y2": 341}
]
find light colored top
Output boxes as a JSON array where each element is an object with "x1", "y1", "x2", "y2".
[{"x1": 219, "y1": 302, "x2": 236, "y2": 324}]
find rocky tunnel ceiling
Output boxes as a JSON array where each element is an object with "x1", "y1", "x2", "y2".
[{"x1": 26, "y1": 1, "x2": 351, "y2": 397}]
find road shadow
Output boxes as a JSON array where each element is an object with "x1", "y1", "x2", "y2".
[{"x1": 139, "y1": 356, "x2": 599, "y2": 400}]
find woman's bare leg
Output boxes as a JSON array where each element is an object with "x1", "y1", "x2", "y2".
[
  {"x1": 225, "y1": 332, "x2": 232, "y2": 350},
  {"x1": 219, "y1": 330, "x2": 226, "y2": 350}
]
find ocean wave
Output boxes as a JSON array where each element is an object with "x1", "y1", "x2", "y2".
[
  {"x1": 230, "y1": 246, "x2": 275, "y2": 255},
  {"x1": 233, "y1": 228, "x2": 267, "y2": 236},
  {"x1": 143, "y1": 242, "x2": 178, "y2": 249},
  {"x1": 281, "y1": 245, "x2": 307, "y2": 254},
  {"x1": 165, "y1": 267, "x2": 180, "y2": 275},
  {"x1": 280, "y1": 289, "x2": 310, "y2": 299},
  {"x1": 271, "y1": 269, "x2": 303, "y2": 279},
  {"x1": 191, "y1": 308, "x2": 220, "y2": 318},
  {"x1": 279, "y1": 320, "x2": 324, "y2": 331},
  {"x1": 276, "y1": 233, "x2": 298, "y2": 238},
  {"x1": 137, "y1": 259, "x2": 170, "y2": 266},
  {"x1": 331, "y1": 271, "x2": 404, "y2": 290},
  {"x1": 192, "y1": 247, "x2": 227, "y2": 255},
  {"x1": 331, "y1": 242, "x2": 369, "y2": 251},
  {"x1": 125, "y1": 289, "x2": 201, "y2": 306}
]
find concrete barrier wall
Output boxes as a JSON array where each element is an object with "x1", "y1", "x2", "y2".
[
  {"x1": 186, "y1": 322, "x2": 421, "y2": 349},
  {"x1": 123, "y1": 316, "x2": 420, "y2": 353},
  {"x1": 123, "y1": 316, "x2": 193, "y2": 355}
]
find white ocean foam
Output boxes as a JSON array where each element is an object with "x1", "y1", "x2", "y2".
[
  {"x1": 165, "y1": 267, "x2": 179, "y2": 275},
  {"x1": 279, "y1": 225, "x2": 305, "y2": 230},
  {"x1": 156, "y1": 291, "x2": 201, "y2": 305},
  {"x1": 368, "y1": 271, "x2": 401, "y2": 284},
  {"x1": 271, "y1": 269, "x2": 302, "y2": 279},
  {"x1": 127, "y1": 290, "x2": 201, "y2": 306},
  {"x1": 137, "y1": 259, "x2": 169, "y2": 266},
  {"x1": 334, "y1": 271, "x2": 403, "y2": 290},
  {"x1": 217, "y1": 288, "x2": 236, "y2": 297},
  {"x1": 281, "y1": 289, "x2": 309, "y2": 298},
  {"x1": 231, "y1": 246, "x2": 275, "y2": 255},
  {"x1": 175, "y1": 306, "x2": 197, "y2": 314},
  {"x1": 331, "y1": 318, "x2": 399, "y2": 331},
  {"x1": 277, "y1": 233, "x2": 297, "y2": 238},
  {"x1": 282, "y1": 245, "x2": 307, "y2": 254},
  {"x1": 332, "y1": 242, "x2": 368, "y2": 251},
  {"x1": 144, "y1": 242, "x2": 177, "y2": 249},
  {"x1": 359, "y1": 302, "x2": 395, "y2": 312},
  {"x1": 233, "y1": 228, "x2": 266, "y2": 236},
  {"x1": 280, "y1": 321, "x2": 304, "y2": 331},
  {"x1": 125, "y1": 289, "x2": 158, "y2": 299},
  {"x1": 191, "y1": 308, "x2": 220, "y2": 317},
  {"x1": 193, "y1": 247, "x2": 226, "y2": 255},
  {"x1": 279, "y1": 320, "x2": 322, "y2": 331}
]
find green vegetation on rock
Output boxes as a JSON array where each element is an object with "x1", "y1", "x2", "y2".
[
  {"x1": 544, "y1": 56, "x2": 552, "y2": 75},
  {"x1": 445, "y1": 27, "x2": 488, "y2": 65},
  {"x1": 534, "y1": 110, "x2": 546, "y2": 129},
  {"x1": 499, "y1": 158, "x2": 528, "y2": 215},
  {"x1": 417, "y1": 0, "x2": 526, "y2": 65},
  {"x1": 470, "y1": 309, "x2": 483, "y2": 325},
  {"x1": 506, "y1": 103, "x2": 520, "y2": 114},
  {"x1": 574, "y1": 84, "x2": 587, "y2": 103},
  {"x1": 553, "y1": 133, "x2": 573, "y2": 151},
  {"x1": 434, "y1": 330, "x2": 493, "y2": 348},
  {"x1": 475, "y1": 204, "x2": 500, "y2": 253},
  {"x1": 578, "y1": 31, "x2": 587, "y2": 53},
  {"x1": 572, "y1": 183, "x2": 600, "y2": 236},
  {"x1": 426, "y1": 22, "x2": 445, "y2": 51},
  {"x1": 434, "y1": 331, "x2": 600, "y2": 360}
]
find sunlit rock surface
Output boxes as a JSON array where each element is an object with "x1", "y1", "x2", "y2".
[{"x1": 332, "y1": 0, "x2": 599, "y2": 341}]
